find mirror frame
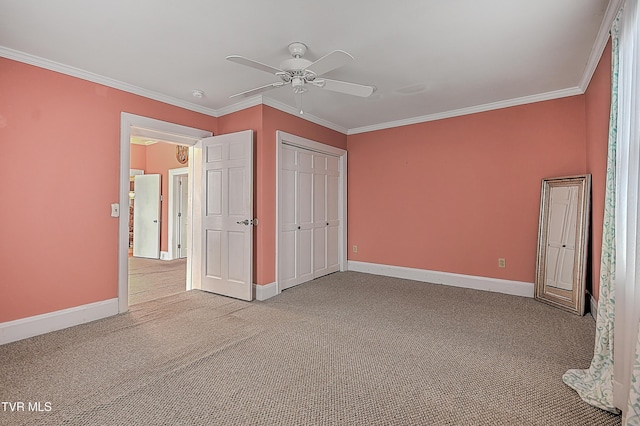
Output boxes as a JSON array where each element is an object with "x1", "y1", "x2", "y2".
[{"x1": 534, "y1": 174, "x2": 591, "y2": 315}]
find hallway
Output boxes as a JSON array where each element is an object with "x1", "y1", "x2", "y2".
[{"x1": 128, "y1": 257, "x2": 187, "y2": 305}]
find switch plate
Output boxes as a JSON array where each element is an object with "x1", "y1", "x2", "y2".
[
  {"x1": 353, "y1": 245, "x2": 358, "y2": 253},
  {"x1": 111, "y1": 203, "x2": 120, "y2": 218},
  {"x1": 498, "y1": 258, "x2": 506, "y2": 268}
]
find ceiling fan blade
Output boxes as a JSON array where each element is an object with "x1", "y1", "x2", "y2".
[
  {"x1": 305, "y1": 50, "x2": 353, "y2": 76},
  {"x1": 229, "y1": 82, "x2": 284, "y2": 98},
  {"x1": 226, "y1": 55, "x2": 283, "y2": 75},
  {"x1": 316, "y1": 78, "x2": 375, "y2": 97}
]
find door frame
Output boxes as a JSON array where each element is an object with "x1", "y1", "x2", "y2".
[
  {"x1": 119, "y1": 113, "x2": 212, "y2": 313},
  {"x1": 168, "y1": 167, "x2": 189, "y2": 260},
  {"x1": 275, "y1": 130, "x2": 347, "y2": 295}
]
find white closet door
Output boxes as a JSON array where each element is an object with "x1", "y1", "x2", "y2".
[
  {"x1": 298, "y1": 150, "x2": 315, "y2": 284},
  {"x1": 326, "y1": 156, "x2": 340, "y2": 273},
  {"x1": 279, "y1": 144, "x2": 341, "y2": 291},
  {"x1": 279, "y1": 147, "x2": 298, "y2": 290},
  {"x1": 313, "y1": 155, "x2": 327, "y2": 277}
]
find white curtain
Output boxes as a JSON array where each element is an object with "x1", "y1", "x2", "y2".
[
  {"x1": 562, "y1": 8, "x2": 620, "y2": 413},
  {"x1": 563, "y1": 1, "x2": 640, "y2": 422},
  {"x1": 615, "y1": 0, "x2": 640, "y2": 423}
]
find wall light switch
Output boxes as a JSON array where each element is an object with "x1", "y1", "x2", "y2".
[
  {"x1": 111, "y1": 203, "x2": 120, "y2": 218},
  {"x1": 498, "y1": 258, "x2": 506, "y2": 268},
  {"x1": 353, "y1": 245, "x2": 358, "y2": 253}
]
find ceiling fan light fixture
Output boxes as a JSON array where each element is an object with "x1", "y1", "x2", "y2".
[
  {"x1": 191, "y1": 89, "x2": 205, "y2": 99},
  {"x1": 292, "y1": 77, "x2": 307, "y2": 94}
]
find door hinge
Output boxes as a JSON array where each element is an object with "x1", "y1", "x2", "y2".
[
  {"x1": 178, "y1": 212, "x2": 182, "y2": 217},
  {"x1": 178, "y1": 244, "x2": 181, "y2": 249}
]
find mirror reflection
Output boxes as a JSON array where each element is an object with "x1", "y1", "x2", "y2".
[{"x1": 535, "y1": 175, "x2": 591, "y2": 315}]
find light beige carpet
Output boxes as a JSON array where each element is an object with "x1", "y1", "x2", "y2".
[
  {"x1": 128, "y1": 257, "x2": 187, "y2": 305},
  {"x1": 0, "y1": 272, "x2": 621, "y2": 425}
]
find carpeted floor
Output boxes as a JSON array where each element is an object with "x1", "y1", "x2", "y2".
[
  {"x1": 128, "y1": 257, "x2": 187, "y2": 305},
  {"x1": 0, "y1": 272, "x2": 621, "y2": 425}
]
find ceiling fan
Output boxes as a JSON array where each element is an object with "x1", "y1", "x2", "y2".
[{"x1": 226, "y1": 42, "x2": 375, "y2": 112}]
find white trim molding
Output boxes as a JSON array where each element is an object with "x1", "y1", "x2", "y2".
[
  {"x1": 348, "y1": 261, "x2": 534, "y2": 298},
  {"x1": 119, "y1": 113, "x2": 213, "y2": 313},
  {"x1": 1, "y1": 43, "x2": 616, "y2": 137},
  {"x1": 168, "y1": 167, "x2": 189, "y2": 261},
  {"x1": 347, "y1": 87, "x2": 582, "y2": 135},
  {"x1": 578, "y1": 0, "x2": 624, "y2": 91},
  {"x1": 0, "y1": 46, "x2": 218, "y2": 118},
  {"x1": 254, "y1": 282, "x2": 278, "y2": 301},
  {"x1": 0, "y1": 298, "x2": 119, "y2": 345}
]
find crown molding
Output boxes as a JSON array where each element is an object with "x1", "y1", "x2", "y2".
[
  {"x1": 0, "y1": 45, "x2": 349, "y2": 133},
  {"x1": 0, "y1": 46, "x2": 219, "y2": 118},
  {"x1": 215, "y1": 96, "x2": 264, "y2": 117},
  {"x1": 1, "y1": 35, "x2": 610, "y2": 138},
  {"x1": 347, "y1": 87, "x2": 583, "y2": 135},
  {"x1": 261, "y1": 97, "x2": 348, "y2": 135},
  {"x1": 578, "y1": 0, "x2": 623, "y2": 91}
]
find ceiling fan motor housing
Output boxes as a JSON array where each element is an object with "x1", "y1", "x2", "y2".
[{"x1": 288, "y1": 42, "x2": 307, "y2": 58}]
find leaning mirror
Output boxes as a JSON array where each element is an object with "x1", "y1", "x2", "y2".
[{"x1": 534, "y1": 175, "x2": 591, "y2": 315}]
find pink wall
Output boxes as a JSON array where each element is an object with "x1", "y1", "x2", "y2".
[
  {"x1": 0, "y1": 42, "x2": 613, "y2": 324},
  {"x1": 218, "y1": 105, "x2": 347, "y2": 285},
  {"x1": 347, "y1": 97, "x2": 587, "y2": 285},
  {"x1": 585, "y1": 39, "x2": 613, "y2": 302},
  {"x1": 145, "y1": 142, "x2": 188, "y2": 252},
  {"x1": 0, "y1": 58, "x2": 216, "y2": 323},
  {"x1": 130, "y1": 144, "x2": 147, "y2": 170}
]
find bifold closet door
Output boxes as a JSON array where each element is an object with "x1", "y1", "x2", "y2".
[
  {"x1": 325, "y1": 156, "x2": 340, "y2": 274},
  {"x1": 297, "y1": 150, "x2": 315, "y2": 284},
  {"x1": 279, "y1": 145, "x2": 340, "y2": 291}
]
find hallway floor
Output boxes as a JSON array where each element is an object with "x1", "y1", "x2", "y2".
[{"x1": 128, "y1": 257, "x2": 187, "y2": 305}]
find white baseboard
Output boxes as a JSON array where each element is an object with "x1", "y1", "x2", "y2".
[
  {"x1": 254, "y1": 282, "x2": 277, "y2": 301},
  {"x1": 0, "y1": 298, "x2": 119, "y2": 345},
  {"x1": 590, "y1": 295, "x2": 598, "y2": 321},
  {"x1": 160, "y1": 251, "x2": 170, "y2": 260},
  {"x1": 348, "y1": 261, "x2": 534, "y2": 298}
]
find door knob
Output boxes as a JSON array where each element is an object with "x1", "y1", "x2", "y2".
[
  {"x1": 237, "y1": 219, "x2": 250, "y2": 225},
  {"x1": 153, "y1": 220, "x2": 158, "y2": 223}
]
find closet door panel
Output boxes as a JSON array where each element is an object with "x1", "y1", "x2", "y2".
[
  {"x1": 327, "y1": 224, "x2": 340, "y2": 272},
  {"x1": 279, "y1": 148, "x2": 298, "y2": 290}
]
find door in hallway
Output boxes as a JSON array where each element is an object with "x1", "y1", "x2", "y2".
[{"x1": 133, "y1": 174, "x2": 161, "y2": 259}]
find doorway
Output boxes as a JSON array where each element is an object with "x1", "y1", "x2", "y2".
[{"x1": 119, "y1": 113, "x2": 213, "y2": 313}]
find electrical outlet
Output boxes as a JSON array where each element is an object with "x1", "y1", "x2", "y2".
[
  {"x1": 498, "y1": 258, "x2": 506, "y2": 268},
  {"x1": 353, "y1": 245, "x2": 358, "y2": 253}
]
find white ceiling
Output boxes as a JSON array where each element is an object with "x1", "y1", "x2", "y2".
[{"x1": 0, "y1": 0, "x2": 619, "y2": 134}]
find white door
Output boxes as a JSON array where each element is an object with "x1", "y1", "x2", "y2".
[
  {"x1": 199, "y1": 131, "x2": 253, "y2": 301},
  {"x1": 326, "y1": 156, "x2": 341, "y2": 273},
  {"x1": 297, "y1": 150, "x2": 315, "y2": 284},
  {"x1": 545, "y1": 185, "x2": 578, "y2": 291},
  {"x1": 279, "y1": 147, "x2": 298, "y2": 290},
  {"x1": 133, "y1": 174, "x2": 161, "y2": 259},
  {"x1": 178, "y1": 175, "x2": 189, "y2": 258},
  {"x1": 279, "y1": 145, "x2": 340, "y2": 291},
  {"x1": 313, "y1": 155, "x2": 327, "y2": 276}
]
